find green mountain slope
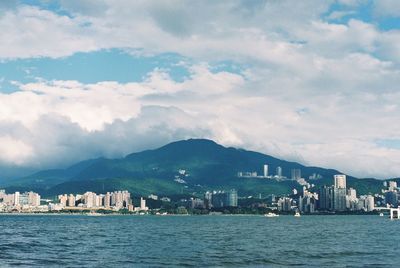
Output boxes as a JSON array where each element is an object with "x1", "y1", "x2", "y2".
[{"x1": 1, "y1": 139, "x2": 389, "y2": 197}]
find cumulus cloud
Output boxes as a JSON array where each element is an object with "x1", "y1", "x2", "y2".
[
  {"x1": 1, "y1": 60, "x2": 400, "y2": 178},
  {"x1": 0, "y1": 1, "x2": 400, "y2": 179}
]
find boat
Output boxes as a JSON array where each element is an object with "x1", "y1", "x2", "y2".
[
  {"x1": 264, "y1": 212, "x2": 279, "y2": 217},
  {"x1": 294, "y1": 211, "x2": 301, "y2": 217},
  {"x1": 379, "y1": 213, "x2": 384, "y2": 217}
]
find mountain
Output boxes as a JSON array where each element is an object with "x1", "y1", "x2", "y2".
[{"x1": 0, "y1": 139, "x2": 388, "y2": 197}]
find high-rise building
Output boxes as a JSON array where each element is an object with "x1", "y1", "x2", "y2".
[
  {"x1": 318, "y1": 186, "x2": 334, "y2": 211},
  {"x1": 83, "y1": 192, "x2": 97, "y2": 208},
  {"x1": 291, "y1": 169, "x2": 301, "y2": 180},
  {"x1": 333, "y1": 188, "x2": 347, "y2": 211},
  {"x1": 334, "y1": 175, "x2": 346, "y2": 189},
  {"x1": 276, "y1": 166, "x2": 282, "y2": 179},
  {"x1": 211, "y1": 191, "x2": 226, "y2": 208},
  {"x1": 140, "y1": 197, "x2": 147, "y2": 210},
  {"x1": 226, "y1": 189, "x2": 238, "y2": 207},
  {"x1": 347, "y1": 188, "x2": 356, "y2": 199},
  {"x1": 263, "y1": 164, "x2": 269, "y2": 177},
  {"x1": 58, "y1": 194, "x2": 68, "y2": 207},
  {"x1": 204, "y1": 191, "x2": 213, "y2": 209},
  {"x1": 68, "y1": 194, "x2": 76, "y2": 207},
  {"x1": 209, "y1": 190, "x2": 238, "y2": 208},
  {"x1": 104, "y1": 192, "x2": 111, "y2": 208},
  {"x1": 27, "y1": 192, "x2": 40, "y2": 206},
  {"x1": 365, "y1": 195, "x2": 375, "y2": 211},
  {"x1": 14, "y1": 192, "x2": 20, "y2": 206},
  {"x1": 277, "y1": 197, "x2": 292, "y2": 212},
  {"x1": 346, "y1": 188, "x2": 357, "y2": 210},
  {"x1": 385, "y1": 191, "x2": 398, "y2": 207},
  {"x1": 298, "y1": 195, "x2": 316, "y2": 213}
]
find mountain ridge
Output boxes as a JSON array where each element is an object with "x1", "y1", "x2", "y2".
[{"x1": 1, "y1": 139, "x2": 390, "y2": 197}]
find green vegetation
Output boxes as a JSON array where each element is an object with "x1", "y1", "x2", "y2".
[{"x1": 0, "y1": 139, "x2": 392, "y2": 197}]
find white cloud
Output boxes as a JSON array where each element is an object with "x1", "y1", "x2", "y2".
[
  {"x1": 373, "y1": 0, "x2": 400, "y2": 17},
  {"x1": 1, "y1": 60, "x2": 400, "y2": 178},
  {"x1": 0, "y1": 1, "x2": 400, "y2": 179}
]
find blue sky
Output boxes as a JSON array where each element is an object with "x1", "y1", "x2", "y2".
[{"x1": 0, "y1": 0, "x2": 400, "y2": 179}]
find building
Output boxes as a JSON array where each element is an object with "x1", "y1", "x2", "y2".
[
  {"x1": 209, "y1": 190, "x2": 238, "y2": 208},
  {"x1": 365, "y1": 195, "x2": 375, "y2": 211},
  {"x1": 346, "y1": 188, "x2": 357, "y2": 210},
  {"x1": 333, "y1": 188, "x2": 347, "y2": 211},
  {"x1": 347, "y1": 188, "x2": 356, "y2": 200},
  {"x1": 148, "y1": 194, "x2": 158, "y2": 200},
  {"x1": 104, "y1": 192, "x2": 111, "y2": 208},
  {"x1": 58, "y1": 194, "x2": 68, "y2": 207},
  {"x1": 263, "y1": 164, "x2": 269, "y2": 177},
  {"x1": 188, "y1": 198, "x2": 205, "y2": 209},
  {"x1": 388, "y1": 181, "x2": 398, "y2": 191},
  {"x1": 318, "y1": 186, "x2": 334, "y2": 211},
  {"x1": 139, "y1": 197, "x2": 148, "y2": 211},
  {"x1": 334, "y1": 175, "x2": 346, "y2": 189},
  {"x1": 68, "y1": 194, "x2": 76, "y2": 207},
  {"x1": 226, "y1": 189, "x2": 238, "y2": 207},
  {"x1": 291, "y1": 169, "x2": 301, "y2": 180},
  {"x1": 298, "y1": 194, "x2": 316, "y2": 213},
  {"x1": 14, "y1": 192, "x2": 20, "y2": 206},
  {"x1": 276, "y1": 166, "x2": 282, "y2": 179},
  {"x1": 277, "y1": 197, "x2": 292, "y2": 212},
  {"x1": 27, "y1": 192, "x2": 40, "y2": 206},
  {"x1": 204, "y1": 191, "x2": 213, "y2": 209},
  {"x1": 385, "y1": 191, "x2": 398, "y2": 207},
  {"x1": 358, "y1": 195, "x2": 375, "y2": 211}
]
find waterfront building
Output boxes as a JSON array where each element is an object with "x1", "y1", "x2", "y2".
[
  {"x1": 137, "y1": 197, "x2": 148, "y2": 211},
  {"x1": 346, "y1": 188, "x2": 357, "y2": 210},
  {"x1": 83, "y1": 192, "x2": 97, "y2": 208},
  {"x1": 68, "y1": 194, "x2": 76, "y2": 207},
  {"x1": 2, "y1": 193, "x2": 15, "y2": 206},
  {"x1": 104, "y1": 192, "x2": 111, "y2": 208},
  {"x1": 204, "y1": 191, "x2": 213, "y2": 209},
  {"x1": 277, "y1": 197, "x2": 292, "y2": 212},
  {"x1": 14, "y1": 192, "x2": 20, "y2": 206},
  {"x1": 365, "y1": 195, "x2": 375, "y2": 211},
  {"x1": 95, "y1": 194, "x2": 104, "y2": 207},
  {"x1": 58, "y1": 194, "x2": 68, "y2": 207},
  {"x1": 19, "y1": 192, "x2": 29, "y2": 205},
  {"x1": 226, "y1": 189, "x2": 238, "y2": 207},
  {"x1": 318, "y1": 186, "x2": 334, "y2": 211},
  {"x1": 189, "y1": 198, "x2": 205, "y2": 209},
  {"x1": 211, "y1": 191, "x2": 226, "y2": 208},
  {"x1": 210, "y1": 190, "x2": 238, "y2": 208},
  {"x1": 347, "y1": 188, "x2": 356, "y2": 199},
  {"x1": 358, "y1": 195, "x2": 375, "y2": 211},
  {"x1": 298, "y1": 195, "x2": 316, "y2": 213},
  {"x1": 333, "y1": 188, "x2": 347, "y2": 211},
  {"x1": 334, "y1": 175, "x2": 347, "y2": 189},
  {"x1": 27, "y1": 192, "x2": 40, "y2": 207}
]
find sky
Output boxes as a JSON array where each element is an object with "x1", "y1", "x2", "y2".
[{"x1": 0, "y1": 0, "x2": 400, "y2": 179}]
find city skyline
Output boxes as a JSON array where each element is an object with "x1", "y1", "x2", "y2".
[
  {"x1": 0, "y1": 1, "x2": 400, "y2": 179},
  {"x1": 2, "y1": 174, "x2": 399, "y2": 215}
]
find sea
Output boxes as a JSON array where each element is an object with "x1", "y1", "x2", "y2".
[{"x1": 0, "y1": 214, "x2": 399, "y2": 267}]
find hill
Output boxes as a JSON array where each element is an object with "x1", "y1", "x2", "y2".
[{"x1": 0, "y1": 139, "x2": 388, "y2": 197}]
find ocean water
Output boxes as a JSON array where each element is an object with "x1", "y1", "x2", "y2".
[{"x1": 0, "y1": 214, "x2": 399, "y2": 267}]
